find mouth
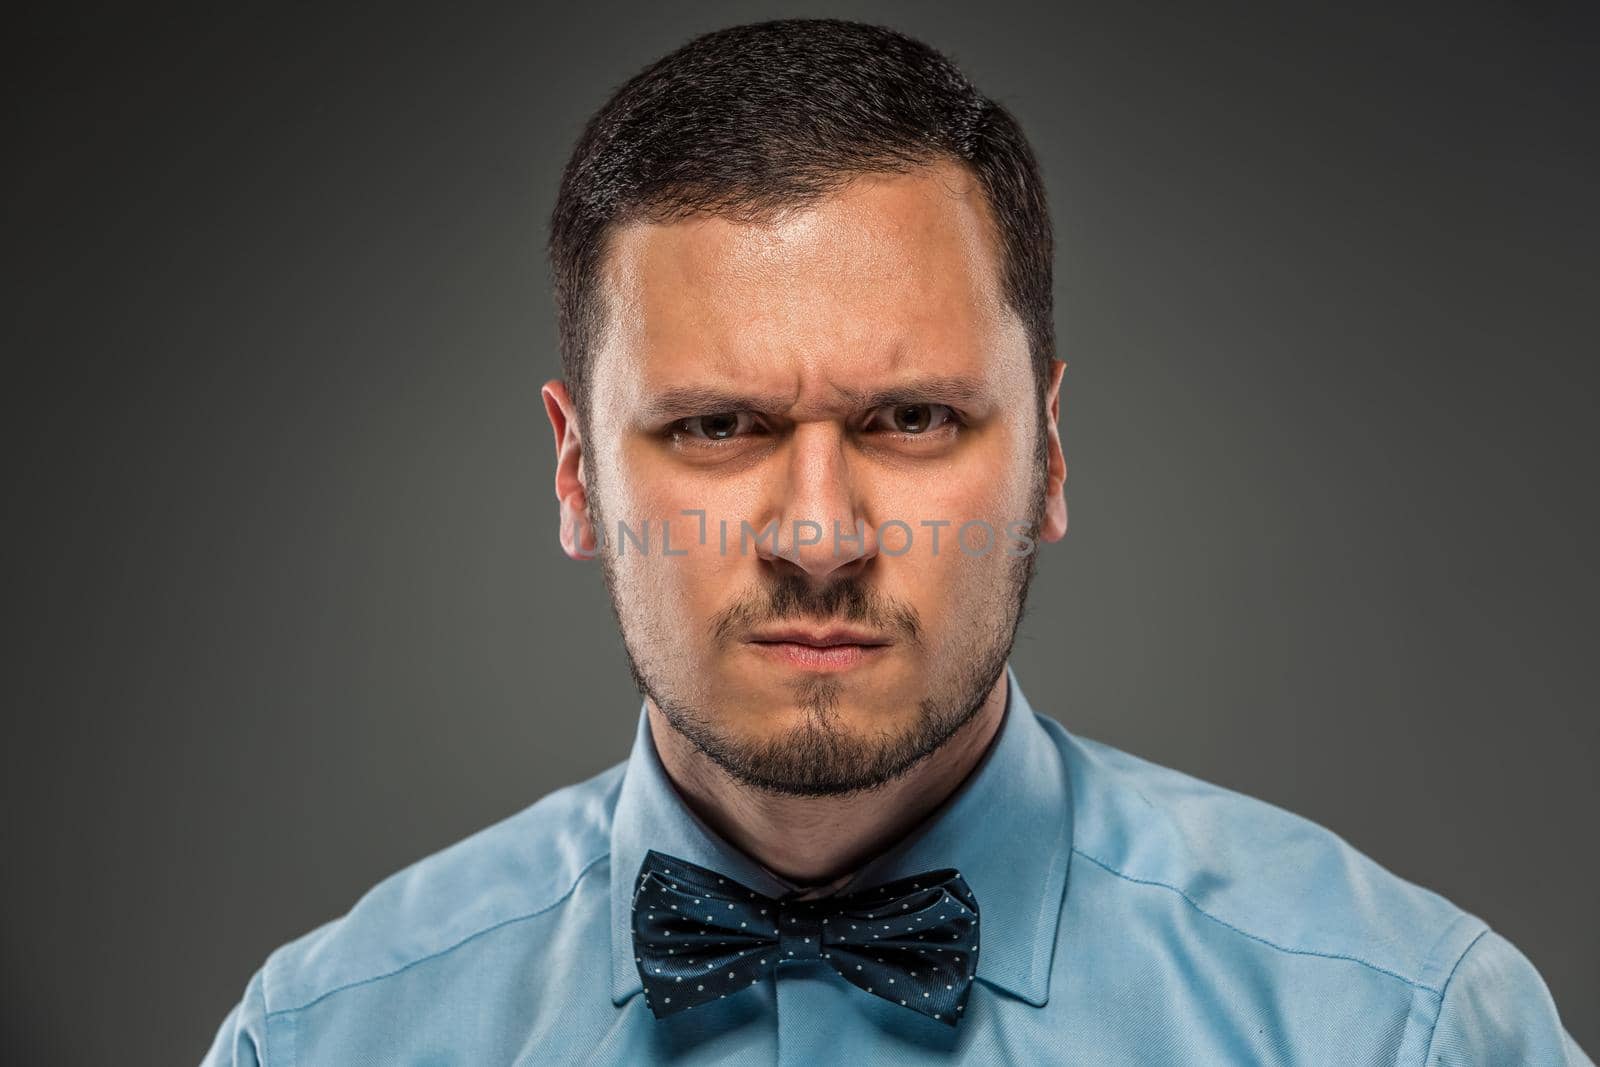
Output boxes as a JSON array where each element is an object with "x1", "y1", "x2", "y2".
[{"x1": 744, "y1": 627, "x2": 893, "y2": 672}]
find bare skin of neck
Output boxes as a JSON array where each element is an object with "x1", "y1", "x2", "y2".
[{"x1": 648, "y1": 670, "x2": 1009, "y2": 901}]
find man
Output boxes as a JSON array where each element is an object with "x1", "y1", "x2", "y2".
[{"x1": 201, "y1": 18, "x2": 1589, "y2": 1065}]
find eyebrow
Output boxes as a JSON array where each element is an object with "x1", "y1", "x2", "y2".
[{"x1": 636, "y1": 374, "x2": 994, "y2": 423}]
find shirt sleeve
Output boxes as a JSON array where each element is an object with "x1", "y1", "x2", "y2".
[
  {"x1": 197, "y1": 966, "x2": 268, "y2": 1067},
  {"x1": 1425, "y1": 928, "x2": 1594, "y2": 1066}
]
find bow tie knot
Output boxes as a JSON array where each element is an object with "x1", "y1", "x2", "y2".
[
  {"x1": 777, "y1": 908, "x2": 826, "y2": 961},
  {"x1": 632, "y1": 849, "x2": 980, "y2": 1027}
]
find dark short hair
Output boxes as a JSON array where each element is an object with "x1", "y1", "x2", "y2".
[{"x1": 548, "y1": 17, "x2": 1054, "y2": 440}]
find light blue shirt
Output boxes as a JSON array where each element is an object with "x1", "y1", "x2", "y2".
[{"x1": 201, "y1": 664, "x2": 1590, "y2": 1064}]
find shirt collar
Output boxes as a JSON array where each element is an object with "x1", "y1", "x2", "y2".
[{"x1": 608, "y1": 662, "x2": 1073, "y2": 1007}]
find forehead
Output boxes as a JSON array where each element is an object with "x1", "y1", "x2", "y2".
[{"x1": 591, "y1": 160, "x2": 1028, "y2": 421}]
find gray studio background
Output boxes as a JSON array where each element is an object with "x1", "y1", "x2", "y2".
[{"x1": 4, "y1": 4, "x2": 1595, "y2": 1064}]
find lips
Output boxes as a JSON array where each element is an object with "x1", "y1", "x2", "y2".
[
  {"x1": 746, "y1": 627, "x2": 891, "y2": 648},
  {"x1": 745, "y1": 638, "x2": 890, "y2": 671}
]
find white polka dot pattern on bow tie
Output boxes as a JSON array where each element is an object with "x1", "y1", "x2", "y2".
[{"x1": 632, "y1": 849, "x2": 978, "y2": 1027}]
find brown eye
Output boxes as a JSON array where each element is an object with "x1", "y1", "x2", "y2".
[
  {"x1": 867, "y1": 403, "x2": 959, "y2": 436},
  {"x1": 699, "y1": 413, "x2": 739, "y2": 439},
  {"x1": 895, "y1": 405, "x2": 932, "y2": 433},
  {"x1": 676, "y1": 411, "x2": 760, "y2": 443}
]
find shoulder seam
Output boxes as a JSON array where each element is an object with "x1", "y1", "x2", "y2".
[
  {"x1": 252, "y1": 963, "x2": 274, "y2": 1066},
  {"x1": 266, "y1": 849, "x2": 611, "y2": 1018},
  {"x1": 1419, "y1": 927, "x2": 1491, "y2": 1065},
  {"x1": 1071, "y1": 846, "x2": 1445, "y2": 994}
]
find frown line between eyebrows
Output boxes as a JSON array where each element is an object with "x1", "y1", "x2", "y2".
[{"x1": 637, "y1": 374, "x2": 995, "y2": 425}]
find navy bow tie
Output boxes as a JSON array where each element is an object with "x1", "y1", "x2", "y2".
[{"x1": 631, "y1": 849, "x2": 979, "y2": 1027}]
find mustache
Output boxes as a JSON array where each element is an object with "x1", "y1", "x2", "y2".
[{"x1": 710, "y1": 572, "x2": 922, "y2": 648}]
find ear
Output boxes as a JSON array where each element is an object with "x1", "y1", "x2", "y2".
[
  {"x1": 1038, "y1": 358, "x2": 1069, "y2": 543},
  {"x1": 541, "y1": 379, "x2": 600, "y2": 560}
]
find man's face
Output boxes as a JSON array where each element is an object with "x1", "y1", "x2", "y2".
[{"x1": 546, "y1": 160, "x2": 1066, "y2": 797}]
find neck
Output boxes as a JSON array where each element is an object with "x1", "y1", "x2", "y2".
[{"x1": 647, "y1": 669, "x2": 1010, "y2": 896}]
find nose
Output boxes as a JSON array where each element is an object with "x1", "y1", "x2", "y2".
[{"x1": 756, "y1": 422, "x2": 878, "y2": 581}]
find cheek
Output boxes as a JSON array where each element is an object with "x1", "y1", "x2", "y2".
[
  {"x1": 602, "y1": 481, "x2": 745, "y2": 617},
  {"x1": 871, "y1": 469, "x2": 1020, "y2": 552},
  {"x1": 866, "y1": 422, "x2": 1033, "y2": 531},
  {"x1": 896, "y1": 469, "x2": 1031, "y2": 602},
  {"x1": 608, "y1": 435, "x2": 760, "y2": 524}
]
